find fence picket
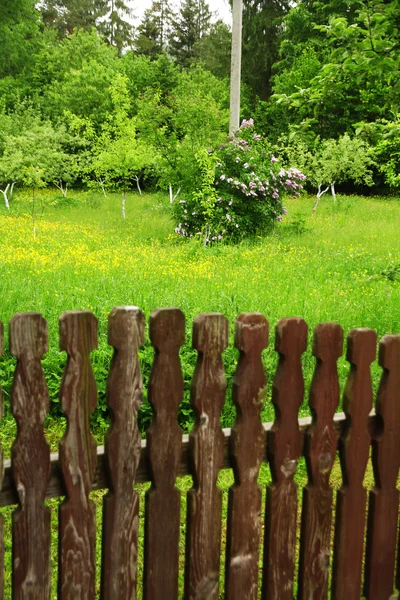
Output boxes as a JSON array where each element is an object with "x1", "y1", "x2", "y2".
[
  {"x1": 144, "y1": 308, "x2": 185, "y2": 600},
  {"x1": 0, "y1": 322, "x2": 3, "y2": 600},
  {"x1": 298, "y1": 323, "x2": 343, "y2": 600},
  {"x1": 364, "y1": 334, "x2": 400, "y2": 599},
  {"x1": 58, "y1": 311, "x2": 98, "y2": 600},
  {"x1": 185, "y1": 313, "x2": 228, "y2": 600},
  {"x1": 331, "y1": 329, "x2": 376, "y2": 599},
  {"x1": 225, "y1": 313, "x2": 268, "y2": 600},
  {"x1": 262, "y1": 317, "x2": 307, "y2": 600},
  {"x1": 101, "y1": 307, "x2": 145, "y2": 599},
  {"x1": 10, "y1": 314, "x2": 51, "y2": 600}
]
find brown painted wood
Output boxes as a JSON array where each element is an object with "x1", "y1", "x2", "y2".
[
  {"x1": 101, "y1": 307, "x2": 145, "y2": 600},
  {"x1": 0, "y1": 322, "x2": 3, "y2": 600},
  {"x1": 262, "y1": 317, "x2": 307, "y2": 600},
  {"x1": 10, "y1": 313, "x2": 51, "y2": 600},
  {"x1": 331, "y1": 328, "x2": 376, "y2": 600},
  {"x1": 184, "y1": 313, "x2": 228, "y2": 600},
  {"x1": 298, "y1": 322, "x2": 343, "y2": 600},
  {"x1": 0, "y1": 412, "x2": 380, "y2": 508},
  {"x1": 225, "y1": 313, "x2": 268, "y2": 600},
  {"x1": 144, "y1": 308, "x2": 185, "y2": 600},
  {"x1": 58, "y1": 311, "x2": 98, "y2": 600},
  {"x1": 364, "y1": 334, "x2": 400, "y2": 600}
]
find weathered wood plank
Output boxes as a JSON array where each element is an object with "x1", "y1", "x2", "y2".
[
  {"x1": 298, "y1": 323, "x2": 343, "y2": 600},
  {"x1": 58, "y1": 311, "x2": 98, "y2": 600},
  {"x1": 225, "y1": 313, "x2": 268, "y2": 600},
  {"x1": 10, "y1": 313, "x2": 51, "y2": 600},
  {"x1": 185, "y1": 313, "x2": 228, "y2": 600},
  {"x1": 144, "y1": 308, "x2": 185, "y2": 600},
  {"x1": 101, "y1": 307, "x2": 144, "y2": 600},
  {"x1": 0, "y1": 412, "x2": 379, "y2": 507},
  {"x1": 364, "y1": 334, "x2": 400, "y2": 600},
  {"x1": 332, "y1": 328, "x2": 376, "y2": 600},
  {"x1": 0, "y1": 322, "x2": 3, "y2": 600},
  {"x1": 262, "y1": 317, "x2": 307, "y2": 600}
]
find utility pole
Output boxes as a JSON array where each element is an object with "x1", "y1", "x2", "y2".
[{"x1": 229, "y1": 0, "x2": 243, "y2": 134}]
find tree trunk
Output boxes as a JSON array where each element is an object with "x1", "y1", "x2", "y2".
[
  {"x1": 331, "y1": 182, "x2": 337, "y2": 202},
  {"x1": 1, "y1": 184, "x2": 10, "y2": 209},
  {"x1": 134, "y1": 176, "x2": 142, "y2": 196},
  {"x1": 312, "y1": 184, "x2": 329, "y2": 214},
  {"x1": 122, "y1": 189, "x2": 126, "y2": 219}
]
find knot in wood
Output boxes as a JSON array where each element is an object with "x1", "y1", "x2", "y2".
[
  {"x1": 280, "y1": 457, "x2": 297, "y2": 478},
  {"x1": 317, "y1": 452, "x2": 333, "y2": 474}
]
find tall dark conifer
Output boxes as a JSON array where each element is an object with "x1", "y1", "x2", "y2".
[
  {"x1": 241, "y1": 0, "x2": 291, "y2": 100},
  {"x1": 134, "y1": 1, "x2": 173, "y2": 57},
  {"x1": 169, "y1": 0, "x2": 212, "y2": 67}
]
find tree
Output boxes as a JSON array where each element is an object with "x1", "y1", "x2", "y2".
[
  {"x1": 101, "y1": 0, "x2": 135, "y2": 54},
  {"x1": 134, "y1": 6, "x2": 162, "y2": 58},
  {"x1": 89, "y1": 75, "x2": 154, "y2": 217},
  {"x1": 193, "y1": 20, "x2": 231, "y2": 78},
  {"x1": 240, "y1": 0, "x2": 291, "y2": 101},
  {"x1": 169, "y1": 0, "x2": 212, "y2": 67},
  {"x1": 134, "y1": 1, "x2": 174, "y2": 58},
  {"x1": 39, "y1": 0, "x2": 109, "y2": 36},
  {"x1": 0, "y1": 0, "x2": 40, "y2": 80},
  {"x1": 270, "y1": 0, "x2": 400, "y2": 140},
  {"x1": 283, "y1": 135, "x2": 375, "y2": 211}
]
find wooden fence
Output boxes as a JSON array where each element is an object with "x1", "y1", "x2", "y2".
[{"x1": 0, "y1": 308, "x2": 399, "y2": 600}]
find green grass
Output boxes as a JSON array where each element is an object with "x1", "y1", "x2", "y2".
[
  {"x1": 0, "y1": 189, "x2": 399, "y2": 598},
  {"x1": 0, "y1": 189, "x2": 399, "y2": 443}
]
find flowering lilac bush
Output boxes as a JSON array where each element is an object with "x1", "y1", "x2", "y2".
[{"x1": 173, "y1": 119, "x2": 306, "y2": 243}]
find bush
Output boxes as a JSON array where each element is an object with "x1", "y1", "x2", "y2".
[{"x1": 173, "y1": 119, "x2": 306, "y2": 243}]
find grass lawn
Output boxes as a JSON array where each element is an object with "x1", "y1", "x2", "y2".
[{"x1": 0, "y1": 189, "x2": 399, "y2": 597}]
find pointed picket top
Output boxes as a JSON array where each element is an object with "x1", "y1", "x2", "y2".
[
  {"x1": 0, "y1": 322, "x2": 4, "y2": 600},
  {"x1": 185, "y1": 313, "x2": 228, "y2": 600},
  {"x1": 101, "y1": 306, "x2": 145, "y2": 600},
  {"x1": 225, "y1": 313, "x2": 268, "y2": 600},
  {"x1": 298, "y1": 322, "x2": 343, "y2": 600},
  {"x1": 58, "y1": 311, "x2": 98, "y2": 600},
  {"x1": 10, "y1": 313, "x2": 51, "y2": 599},
  {"x1": 364, "y1": 334, "x2": 400, "y2": 599},
  {"x1": 262, "y1": 317, "x2": 307, "y2": 600},
  {"x1": 332, "y1": 328, "x2": 376, "y2": 600},
  {"x1": 144, "y1": 308, "x2": 185, "y2": 600}
]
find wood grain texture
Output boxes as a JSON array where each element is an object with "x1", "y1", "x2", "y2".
[
  {"x1": 58, "y1": 311, "x2": 98, "y2": 600},
  {"x1": 332, "y1": 328, "x2": 376, "y2": 600},
  {"x1": 298, "y1": 323, "x2": 343, "y2": 600},
  {"x1": 0, "y1": 412, "x2": 378, "y2": 508},
  {"x1": 225, "y1": 313, "x2": 268, "y2": 600},
  {"x1": 262, "y1": 317, "x2": 307, "y2": 600},
  {"x1": 101, "y1": 307, "x2": 145, "y2": 600},
  {"x1": 184, "y1": 313, "x2": 228, "y2": 600},
  {"x1": 144, "y1": 308, "x2": 185, "y2": 600},
  {"x1": 10, "y1": 313, "x2": 51, "y2": 600},
  {"x1": 0, "y1": 322, "x2": 3, "y2": 600},
  {"x1": 364, "y1": 334, "x2": 400, "y2": 600}
]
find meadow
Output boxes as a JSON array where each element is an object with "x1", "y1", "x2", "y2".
[{"x1": 0, "y1": 189, "x2": 399, "y2": 597}]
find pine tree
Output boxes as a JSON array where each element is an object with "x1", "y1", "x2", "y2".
[
  {"x1": 241, "y1": 0, "x2": 291, "y2": 100},
  {"x1": 169, "y1": 0, "x2": 212, "y2": 67},
  {"x1": 103, "y1": 0, "x2": 135, "y2": 54},
  {"x1": 134, "y1": 1, "x2": 173, "y2": 57},
  {"x1": 134, "y1": 6, "x2": 162, "y2": 58},
  {"x1": 39, "y1": 0, "x2": 108, "y2": 37}
]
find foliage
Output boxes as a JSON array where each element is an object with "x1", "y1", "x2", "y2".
[
  {"x1": 136, "y1": 65, "x2": 230, "y2": 191},
  {"x1": 169, "y1": 0, "x2": 212, "y2": 67},
  {"x1": 280, "y1": 134, "x2": 375, "y2": 193},
  {"x1": 173, "y1": 120, "x2": 306, "y2": 242}
]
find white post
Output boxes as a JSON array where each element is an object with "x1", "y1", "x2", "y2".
[{"x1": 229, "y1": 0, "x2": 243, "y2": 134}]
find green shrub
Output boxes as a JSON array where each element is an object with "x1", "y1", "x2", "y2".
[{"x1": 173, "y1": 119, "x2": 306, "y2": 243}]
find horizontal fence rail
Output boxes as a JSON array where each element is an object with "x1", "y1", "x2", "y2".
[{"x1": 0, "y1": 308, "x2": 399, "y2": 600}]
